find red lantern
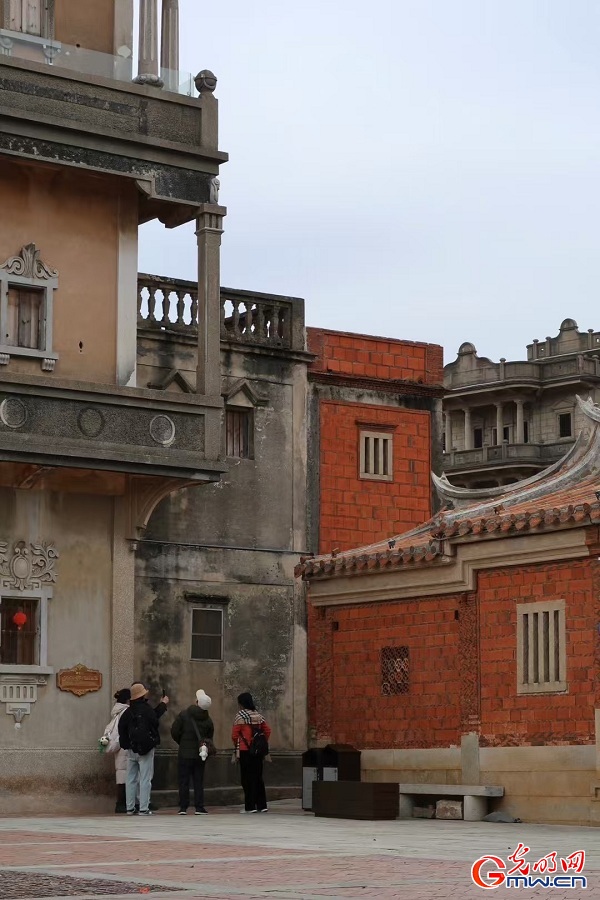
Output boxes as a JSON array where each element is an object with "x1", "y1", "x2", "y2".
[{"x1": 12, "y1": 611, "x2": 27, "y2": 631}]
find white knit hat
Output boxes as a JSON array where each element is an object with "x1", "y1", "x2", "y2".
[{"x1": 196, "y1": 689, "x2": 212, "y2": 710}]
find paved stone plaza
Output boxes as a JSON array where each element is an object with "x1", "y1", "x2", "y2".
[{"x1": 0, "y1": 800, "x2": 599, "y2": 899}]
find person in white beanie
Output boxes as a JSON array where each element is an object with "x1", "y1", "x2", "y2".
[{"x1": 170, "y1": 689, "x2": 215, "y2": 815}]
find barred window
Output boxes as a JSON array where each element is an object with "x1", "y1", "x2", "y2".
[
  {"x1": 516, "y1": 600, "x2": 567, "y2": 694},
  {"x1": 0, "y1": 596, "x2": 39, "y2": 666},
  {"x1": 226, "y1": 409, "x2": 253, "y2": 458},
  {"x1": 360, "y1": 431, "x2": 393, "y2": 481},
  {"x1": 381, "y1": 646, "x2": 409, "y2": 695},
  {"x1": 191, "y1": 608, "x2": 223, "y2": 661}
]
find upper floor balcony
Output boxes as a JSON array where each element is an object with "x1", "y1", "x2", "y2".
[
  {"x1": 444, "y1": 344, "x2": 600, "y2": 396},
  {"x1": 442, "y1": 440, "x2": 568, "y2": 475}
]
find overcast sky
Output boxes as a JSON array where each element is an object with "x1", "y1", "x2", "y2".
[{"x1": 138, "y1": 0, "x2": 600, "y2": 365}]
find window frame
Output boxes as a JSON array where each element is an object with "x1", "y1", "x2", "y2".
[
  {"x1": 225, "y1": 407, "x2": 254, "y2": 459},
  {"x1": 190, "y1": 606, "x2": 224, "y2": 662},
  {"x1": 0, "y1": 244, "x2": 59, "y2": 371},
  {"x1": 516, "y1": 599, "x2": 567, "y2": 695},
  {"x1": 557, "y1": 412, "x2": 573, "y2": 439},
  {"x1": 0, "y1": 0, "x2": 54, "y2": 38},
  {"x1": 0, "y1": 587, "x2": 53, "y2": 675},
  {"x1": 359, "y1": 430, "x2": 393, "y2": 482}
]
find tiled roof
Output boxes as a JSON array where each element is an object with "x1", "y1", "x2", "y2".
[{"x1": 297, "y1": 395, "x2": 600, "y2": 581}]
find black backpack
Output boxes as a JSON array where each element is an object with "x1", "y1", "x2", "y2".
[
  {"x1": 128, "y1": 708, "x2": 158, "y2": 756},
  {"x1": 247, "y1": 722, "x2": 269, "y2": 759}
]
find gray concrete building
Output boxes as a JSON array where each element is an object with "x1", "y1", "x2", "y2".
[{"x1": 443, "y1": 318, "x2": 600, "y2": 489}]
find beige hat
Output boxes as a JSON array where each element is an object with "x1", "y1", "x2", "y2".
[
  {"x1": 130, "y1": 682, "x2": 149, "y2": 701},
  {"x1": 196, "y1": 689, "x2": 212, "y2": 710}
]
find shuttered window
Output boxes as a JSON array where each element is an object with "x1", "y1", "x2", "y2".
[
  {"x1": 517, "y1": 600, "x2": 567, "y2": 694},
  {"x1": 5, "y1": 287, "x2": 42, "y2": 349},
  {"x1": 191, "y1": 608, "x2": 223, "y2": 661},
  {"x1": 226, "y1": 409, "x2": 252, "y2": 458},
  {"x1": 359, "y1": 431, "x2": 393, "y2": 481}
]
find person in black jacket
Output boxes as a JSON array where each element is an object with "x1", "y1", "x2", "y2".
[
  {"x1": 118, "y1": 682, "x2": 169, "y2": 816},
  {"x1": 171, "y1": 689, "x2": 214, "y2": 815}
]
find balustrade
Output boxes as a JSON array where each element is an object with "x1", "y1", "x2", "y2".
[{"x1": 137, "y1": 275, "x2": 297, "y2": 350}]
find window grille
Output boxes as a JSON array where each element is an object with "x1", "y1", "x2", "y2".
[
  {"x1": 226, "y1": 409, "x2": 252, "y2": 458},
  {"x1": 360, "y1": 431, "x2": 393, "y2": 481},
  {"x1": 191, "y1": 608, "x2": 223, "y2": 661},
  {"x1": 381, "y1": 646, "x2": 409, "y2": 695},
  {"x1": 516, "y1": 600, "x2": 567, "y2": 694},
  {"x1": 0, "y1": 596, "x2": 39, "y2": 666}
]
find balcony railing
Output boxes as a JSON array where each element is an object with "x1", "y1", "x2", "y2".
[
  {"x1": 137, "y1": 275, "x2": 304, "y2": 352},
  {"x1": 445, "y1": 356, "x2": 600, "y2": 391},
  {"x1": 0, "y1": 29, "x2": 194, "y2": 95},
  {"x1": 443, "y1": 441, "x2": 570, "y2": 471}
]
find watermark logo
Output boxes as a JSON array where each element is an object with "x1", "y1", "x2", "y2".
[{"x1": 471, "y1": 843, "x2": 586, "y2": 890}]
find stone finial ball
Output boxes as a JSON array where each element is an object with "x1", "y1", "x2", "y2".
[{"x1": 195, "y1": 70, "x2": 217, "y2": 94}]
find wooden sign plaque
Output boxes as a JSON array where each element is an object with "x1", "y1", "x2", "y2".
[{"x1": 56, "y1": 664, "x2": 103, "y2": 697}]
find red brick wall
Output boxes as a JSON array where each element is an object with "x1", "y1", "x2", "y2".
[
  {"x1": 478, "y1": 559, "x2": 597, "y2": 745},
  {"x1": 310, "y1": 597, "x2": 462, "y2": 748},
  {"x1": 318, "y1": 401, "x2": 431, "y2": 554},
  {"x1": 307, "y1": 328, "x2": 443, "y2": 385},
  {"x1": 309, "y1": 556, "x2": 598, "y2": 748}
]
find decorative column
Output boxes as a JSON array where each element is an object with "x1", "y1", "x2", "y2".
[
  {"x1": 160, "y1": 0, "x2": 179, "y2": 91},
  {"x1": 444, "y1": 411, "x2": 451, "y2": 451},
  {"x1": 463, "y1": 408, "x2": 472, "y2": 450},
  {"x1": 515, "y1": 398, "x2": 525, "y2": 444},
  {"x1": 135, "y1": 0, "x2": 162, "y2": 86},
  {"x1": 495, "y1": 402, "x2": 503, "y2": 445}
]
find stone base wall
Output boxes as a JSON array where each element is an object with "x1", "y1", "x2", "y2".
[{"x1": 361, "y1": 745, "x2": 600, "y2": 826}]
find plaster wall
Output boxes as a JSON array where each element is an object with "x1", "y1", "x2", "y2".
[
  {"x1": 0, "y1": 161, "x2": 137, "y2": 384},
  {"x1": 0, "y1": 487, "x2": 116, "y2": 813},
  {"x1": 55, "y1": 0, "x2": 115, "y2": 55}
]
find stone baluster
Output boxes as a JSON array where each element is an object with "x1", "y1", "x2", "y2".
[
  {"x1": 176, "y1": 290, "x2": 185, "y2": 326},
  {"x1": 161, "y1": 0, "x2": 180, "y2": 91},
  {"x1": 135, "y1": 0, "x2": 163, "y2": 87}
]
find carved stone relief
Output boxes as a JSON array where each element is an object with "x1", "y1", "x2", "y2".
[
  {"x1": 0, "y1": 242, "x2": 58, "y2": 280},
  {"x1": 0, "y1": 541, "x2": 59, "y2": 591}
]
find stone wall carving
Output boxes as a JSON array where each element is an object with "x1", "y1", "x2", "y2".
[
  {"x1": 0, "y1": 242, "x2": 58, "y2": 280},
  {"x1": 0, "y1": 541, "x2": 59, "y2": 591}
]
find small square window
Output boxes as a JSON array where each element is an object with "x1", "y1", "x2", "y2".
[
  {"x1": 360, "y1": 431, "x2": 393, "y2": 481},
  {"x1": 226, "y1": 409, "x2": 253, "y2": 458},
  {"x1": 516, "y1": 600, "x2": 566, "y2": 694},
  {"x1": 558, "y1": 413, "x2": 572, "y2": 439},
  {"x1": 191, "y1": 608, "x2": 223, "y2": 661},
  {"x1": 0, "y1": 596, "x2": 39, "y2": 666},
  {"x1": 381, "y1": 646, "x2": 409, "y2": 695}
]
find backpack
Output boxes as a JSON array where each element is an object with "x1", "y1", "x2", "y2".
[
  {"x1": 128, "y1": 708, "x2": 158, "y2": 756},
  {"x1": 247, "y1": 722, "x2": 269, "y2": 759}
]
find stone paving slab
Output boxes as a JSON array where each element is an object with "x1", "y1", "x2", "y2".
[{"x1": 0, "y1": 802, "x2": 598, "y2": 899}]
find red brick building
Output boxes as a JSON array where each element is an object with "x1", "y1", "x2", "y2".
[
  {"x1": 305, "y1": 327, "x2": 444, "y2": 747},
  {"x1": 299, "y1": 395, "x2": 600, "y2": 826}
]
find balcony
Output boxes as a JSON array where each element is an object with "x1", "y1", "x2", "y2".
[
  {"x1": 444, "y1": 356, "x2": 600, "y2": 393},
  {"x1": 137, "y1": 275, "x2": 306, "y2": 353},
  {"x1": 443, "y1": 441, "x2": 570, "y2": 474}
]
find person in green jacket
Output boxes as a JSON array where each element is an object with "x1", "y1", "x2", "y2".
[{"x1": 170, "y1": 689, "x2": 214, "y2": 815}]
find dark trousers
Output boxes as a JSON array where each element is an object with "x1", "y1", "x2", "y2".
[
  {"x1": 239, "y1": 751, "x2": 267, "y2": 811},
  {"x1": 178, "y1": 757, "x2": 205, "y2": 811}
]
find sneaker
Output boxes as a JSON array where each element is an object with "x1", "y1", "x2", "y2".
[
  {"x1": 258, "y1": 808, "x2": 268, "y2": 813},
  {"x1": 138, "y1": 810, "x2": 153, "y2": 816},
  {"x1": 126, "y1": 810, "x2": 137, "y2": 816},
  {"x1": 195, "y1": 808, "x2": 208, "y2": 815},
  {"x1": 178, "y1": 810, "x2": 187, "y2": 816},
  {"x1": 240, "y1": 809, "x2": 258, "y2": 814}
]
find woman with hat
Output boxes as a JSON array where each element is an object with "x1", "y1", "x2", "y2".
[
  {"x1": 118, "y1": 683, "x2": 169, "y2": 816},
  {"x1": 171, "y1": 689, "x2": 215, "y2": 815}
]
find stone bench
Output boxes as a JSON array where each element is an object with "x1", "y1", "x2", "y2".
[{"x1": 397, "y1": 783, "x2": 504, "y2": 822}]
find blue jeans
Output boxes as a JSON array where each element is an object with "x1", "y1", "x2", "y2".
[{"x1": 126, "y1": 748, "x2": 155, "y2": 813}]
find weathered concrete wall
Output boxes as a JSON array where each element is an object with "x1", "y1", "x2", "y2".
[
  {"x1": 135, "y1": 337, "x2": 309, "y2": 789},
  {"x1": 0, "y1": 487, "x2": 116, "y2": 814}
]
